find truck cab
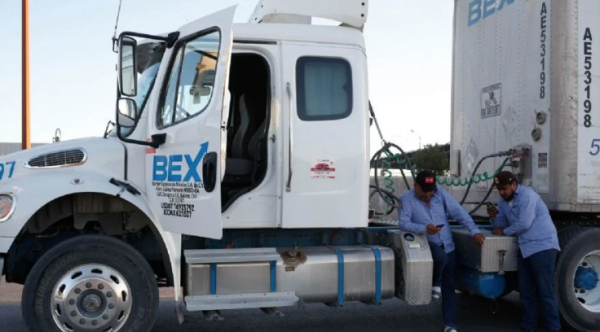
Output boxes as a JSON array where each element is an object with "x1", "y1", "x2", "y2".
[
  {"x1": 115, "y1": 3, "x2": 370, "y2": 239},
  {"x1": 1, "y1": 2, "x2": 398, "y2": 332}
]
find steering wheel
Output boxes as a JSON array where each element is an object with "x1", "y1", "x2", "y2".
[
  {"x1": 162, "y1": 103, "x2": 190, "y2": 124},
  {"x1": 174, "y1": 104, "x2": 190, "y2": 121}
]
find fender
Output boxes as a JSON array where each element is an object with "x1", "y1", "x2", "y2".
[{"x1": 0, "y1": 168, "x2": 184, "y2": 306}]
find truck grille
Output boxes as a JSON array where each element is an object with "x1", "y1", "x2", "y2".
[{"x1": 27, "y1": 149, "x2": 87, "y2": 168}]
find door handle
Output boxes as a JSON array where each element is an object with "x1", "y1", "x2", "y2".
[
  {"x1": 286, "y1": 82, "x2": 293, "y2": 192},
  {"x1": 202, "y1": 152, "x2": 218, "y2": 193}
]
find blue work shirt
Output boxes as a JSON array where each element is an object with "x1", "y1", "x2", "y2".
[
  {"x1": 491, "y1": 185, "x2": 560, "y2": 258},
  {"x1": 398, "y1": 185, "x2": 481, "y2": 253}
]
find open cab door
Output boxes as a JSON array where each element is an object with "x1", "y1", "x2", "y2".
[{"x1": 145, "y1": 6, "x2": 236, "y2": 239}]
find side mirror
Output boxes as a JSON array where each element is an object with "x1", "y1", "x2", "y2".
[
  {"x1": 117, "y1": 98, "x2": 137, "y2": 128},
  {"x1": 119, "y1": 36, "x2": 138, "y2": 97}
]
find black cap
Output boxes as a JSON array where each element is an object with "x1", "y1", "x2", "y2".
[
  {"x1": 415, "y1": 170, "x2": 437, "y2": 192},
  {"x1": 494, "y1": 171, "x2": 517, "y2": 187}
]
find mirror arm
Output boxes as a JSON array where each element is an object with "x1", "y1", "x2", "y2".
[
  {"x1": 118, "y1": 31, "x2": 179, "y2": 47},
  {"x1": 166, "y1": 32, "x2": 180, "y2": 48},
  {"x1": 116, "y1": 128, "x2": 165, "y2": 149},
  {"x1": 151, "y1": 133, "x2": 167, "y2": 147}
]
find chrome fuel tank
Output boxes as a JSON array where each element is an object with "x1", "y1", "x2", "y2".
[
  {"x1": 276, "y1": 246, "x2": 395, "y2": 303},
  {"x1": 184, "y1": 245, "x2": 395, "y2": 304}
]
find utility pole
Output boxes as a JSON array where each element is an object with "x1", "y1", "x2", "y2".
[{"x1": 22, "y1": 0, "x2": 31, "y2": 150}]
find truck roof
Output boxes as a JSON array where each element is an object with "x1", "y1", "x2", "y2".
[
  {"x1": 137, "y1": 21, "x2": 366, "y2": 52},
  {"x1": 232, "y1": 23, "x2": 366, "y2": 51}
]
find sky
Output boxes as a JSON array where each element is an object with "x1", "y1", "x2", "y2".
[{"x1": 0, "y1": 0, "x2": 455, "y2": 153}]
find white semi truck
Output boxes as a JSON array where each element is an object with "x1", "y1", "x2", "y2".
[{"x1": 0, "y1": 1, "x2": 597, "y2": 332}]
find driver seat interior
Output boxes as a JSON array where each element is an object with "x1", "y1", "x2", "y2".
[{"x1": 221, "y1": 53, "x2": 270, "y2": 210}]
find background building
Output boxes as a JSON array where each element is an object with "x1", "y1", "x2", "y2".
[{"x1": 0, "y1": 142, "x2": 45, "y2": 156}]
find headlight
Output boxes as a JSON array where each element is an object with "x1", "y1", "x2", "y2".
[{"x1": 0, "y1": 194, "x2": 16, "y2": 222}]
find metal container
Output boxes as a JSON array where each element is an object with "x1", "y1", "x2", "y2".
[
  {"x1": 389, "y1": 230, "x2": 434, "y2": 305},
  {"x1": 184, "y1": 246, "x2": 395, "y2": 304},
  {"x1": 450, "y1": 0, "x2": 600, "y2": 213},
  {"x1": 452, "y1": 229, "x2": 518, "y2": 273}
]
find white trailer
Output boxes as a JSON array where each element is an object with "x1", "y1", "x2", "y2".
[{"x1": 449, "y1": 0, "x2": 600, "y2": 331}]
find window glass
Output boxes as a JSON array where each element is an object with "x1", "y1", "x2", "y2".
[
  {"x1": 159, "y1": 48, "x2": 183, "y2": 127},
  {"x1": 296, "y1": 57, "x2": 352, "y2": 121},
  {"x1": 159, "y1": 30, "x2": 220, "y2": 127}
]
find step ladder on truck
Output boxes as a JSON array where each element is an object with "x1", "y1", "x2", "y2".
[{"x1": 0, "y1": 0, "x2": 596, "y2": 332}]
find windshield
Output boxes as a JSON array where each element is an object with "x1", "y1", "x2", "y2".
[{"x1": 109, "y1": 41, "x2": 166, "y2": 137}]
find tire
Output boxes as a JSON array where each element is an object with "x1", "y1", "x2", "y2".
[
  {"x1": 558, "y1": 226, "x2": 582, "y2": 241},
  {"x1": 556, "y1": 228, "x2": 600, "y2": 332},
  {"x1": 22, "y1": 235, "x2": 159, "y2": 332}
]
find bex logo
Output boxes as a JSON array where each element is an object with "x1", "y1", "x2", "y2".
[
  {"x1": 468, "y1": 0, "x2": 514, "y2": 27},
  {"x1": 152, "y1": 142, "x2": 208, "y2": 182}
]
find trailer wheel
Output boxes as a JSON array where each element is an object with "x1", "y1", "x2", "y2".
[
  {"x1": 556, "y1": 228, "x2": 600, "y2": 332},
  {"x1": 22, "y1": 235, "x2": 159, "y2": 332}
]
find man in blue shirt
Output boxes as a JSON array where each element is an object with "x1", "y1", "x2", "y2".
[
  {"x1": 399, "y1": 170, "x2": 485, "y2": 332},
  {"x1": 487, "y1": 171, "x2": 561, "y2": 332}
]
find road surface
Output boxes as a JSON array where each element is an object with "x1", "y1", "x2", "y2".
[{"x1": 1, "y1": 277, "x2": 528, "y2": 332}]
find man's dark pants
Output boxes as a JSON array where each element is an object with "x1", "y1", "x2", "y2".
[
  {"x1": 518, "y1": 249, "x2": 561, "y2": 332},
  {"x1": 429, "y1": 242, "x2": 457, "y2": 328}
]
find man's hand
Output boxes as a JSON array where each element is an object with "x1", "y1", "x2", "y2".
[
  {"x1": 472, "y1": 233, "x2": 485, "y2": 246},
  {"x1": 487, "y1": 205, "x2": 499, "y2": 218},
  {"x1": 492, "y1": 228, "x2": 505, "y2": 236},
  {"x1": 426, "y1": 224, "x2": 441, "y2": 235}
]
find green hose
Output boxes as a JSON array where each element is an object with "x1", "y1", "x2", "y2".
[
  {"x1": 379, "y1": 151, "x2": 411, "y2": 206},
  {"x1": 436, "y1": 165, "x2": 504, "y2": 187},
  {"x1": 381, "y1": 150, "x2": 409, "y2": 194},
  {"x1": 381, "y1": 150, "x2": 395, "y2": 201}
]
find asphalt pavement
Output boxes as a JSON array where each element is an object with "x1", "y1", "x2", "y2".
[{"x1": 1, "y1": 277, "x2": 524, "y2": 332}]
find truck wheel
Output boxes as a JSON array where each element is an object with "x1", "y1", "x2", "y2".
[
  {"x1": 21, "y1": 235, "x2": 159, "y2": 332},
  {"x1": 556, "y1": 228, "x2": 600, "y2": 332}
]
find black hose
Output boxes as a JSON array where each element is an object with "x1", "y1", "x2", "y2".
[
  {"x1": 368, "y1": 101, "x2": 414, "y2": 192},
  {"x1": 370, "y1": 143, "x2": 413, "y2": 211},
  {"x1": 368, "y1": 101, "x2": 406, "y2": 212},
  {"x1": 459, "y1": 155, "x2": 491, "y2": 205},
  {"x1": 369, "y1": 101, "x2": 386, "y2": 145},
  {"x1": 460, "y1": 151, "x2": 511, "y2": 205},
  {"x1": 369, "y1": 184, "x2": 401, "y2": 209},
  {"x1": 369, "y1": 189, "x2": 395, "y2": 217},
  {"x1": 468, "y1": 157, "x2": 511, "y2": 215},
  {"x1": 459, "y1": 150, "x2": 514, "y2": 205},
  {"x1": 386, "y1": 142, "x2": 416, "y2": 180}
]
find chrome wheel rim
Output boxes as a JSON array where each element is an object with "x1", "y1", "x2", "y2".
[
  {"x1": 574, "y1": 250, "x2": 600, "y2": 313},
  {"x1": 51, "y1": 264, "x2": 132, "y2": 332}
]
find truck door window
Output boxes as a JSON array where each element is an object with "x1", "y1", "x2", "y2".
[
  {"x1": 296, "y1": 57, "x2": 353, "y2": 121},
  {"x1": 158, "y1": 30, "x2": 221, "y2": 128}
]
